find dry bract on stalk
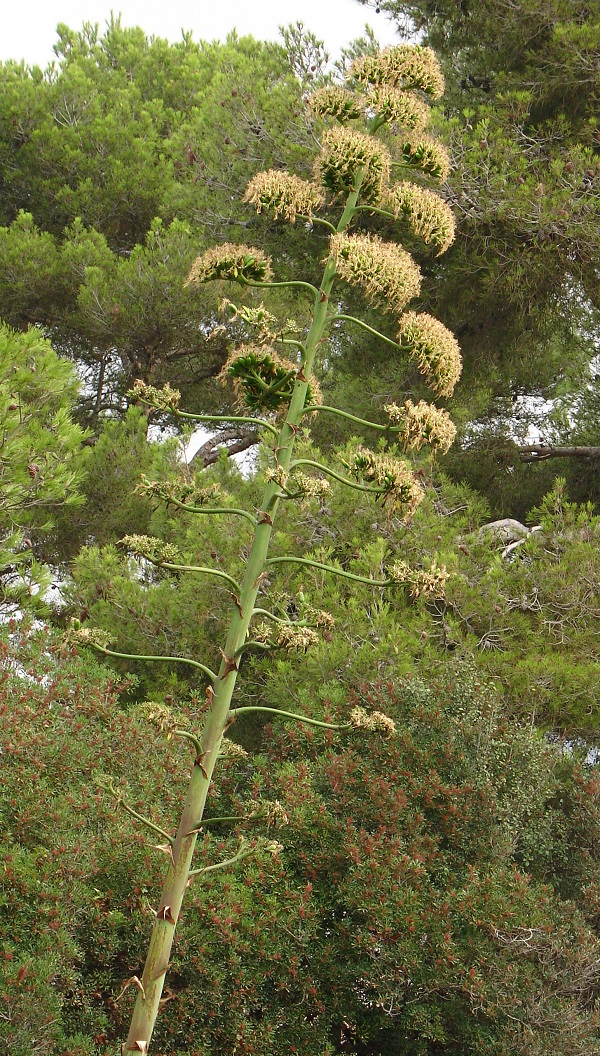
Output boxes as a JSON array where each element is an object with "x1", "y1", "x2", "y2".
[
  {"x1": 244, "y1": 170, "x2": 325, "y2": 223},
  {"x1": 185, "y1": 243, "x2": 273, "y2": 286},
  {"x1": 398, "y1": 312, "x2": 462, "y2": 397},
  {"x1": 351, "y1": 45, "x2": 445, "y2": 99},
  {"x1": 390, "y1": 558, "x2": 449, "y2": 599},
  {"x1": 368, "y1": 87, "x2": 430, "y2": 131},
  {"x1": 314, "y1": 126, "x2": 391, "y2": 202},
  {"x1": 347, "y1": 446, "x2": 424, "y2": 515},
  {"x1": 384, "y1": 399, "x2": 457, "y2": 453},
  {"x1": 307, "y1": 85, "x2": 363, "y2": 121},
  {"x1": 387, "y1": 182, "x2": 456, "y2": 254},
  {"x1": 350, "y1": 705, "x2": 397, "y2": 737},
  {"x1": 397, "y1": 135, "x2": 451, "y2": 181},
  {"x1": 329, "y1": 231, "x2": 421, "y2": 313}
]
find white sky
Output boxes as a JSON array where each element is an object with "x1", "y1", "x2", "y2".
[{"x1": 1, "y1": 1, "x2": 401, "y2": 69}]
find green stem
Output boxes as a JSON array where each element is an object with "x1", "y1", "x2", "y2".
[
  {"x1": 116, "y1": 800, "x2": 174, "y2": 845},
  {"x1": 162, "y1": 496, "x2": 257, "y2": 527},
  {"x1": 302, "y1": 403, "x2": 393, "y2": 432},
  {"x1": 174, "y1": 410, "x2": 278, "y2": 437},
  {"x1": 297, "y1": 214, "x2": 337, "y2": 232},
  {"x1": 327, "y1": 313, "x2": 406, "y2": 351},
  {"x1": 122, "y1": 169, "x2": 364, "y2": 1055},
  {"x1": 267, "y1": 555, "x2": 389, "y2": 587},
  {"x1": 189, "y1": 842, "x2": 256, "y2": 878},
  {"x1": 158, "y1": 563, "x2": 241, "y2": 594},
  {"x1": 239, "y1": 277, "x2": 320, "y2": 297},
  {"x1": 229, "y1": 705, "x2": 351, "y2": 730},
  {"x1": 353, "y1": 205, "x2": 396, "y2": 221},
  {"x1": 93, "y1": 645, "x2": 217, "y2": 684},
  {"x1": 290, "y1": 457, "x2": 391, "y2": 495}
]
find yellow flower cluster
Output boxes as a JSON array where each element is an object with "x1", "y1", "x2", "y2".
[
  {"x1": 244, "y1": 170, "x2": 325, "y2": 223},
  {"x1": 387, "y1": 181, "x2": 456, "y2": 254},
  {"x1": 352, "y1": 45, "x2": 445, "y2": 99},
  {"x1": 220, "y1": 738, "x2": 249, "y2": 760},
  {"x1": 128, "y1": 380, "x2": 181, "y2": 413},
  {"x1": 308, "y1": 85, "x2": 362, "y2": 121},
  {"x1": 119, "y1": 535, "x2": 181, "y2": 565},
  {"x1": 398, "y1": 312, "x2": 462, "y2": 397},
  {"x1": 398, "y1": 134, "x2": 451, "y2": 181},
  {"x1": 390, "y1": 559, "x2": 449, "y2": 599},
  {"x1": 369, "y1": 87, "x2": 430, "y2": 131},
  {"x1": 349, "y1": 445, "x2": 424, "y2": 514},
  {"x1": 350, "y1": 705, "x2": 397, "y2": 737},
  {"x1": 329, "y1": 232, "x2": 421, "y2": 313},
  {"x1": 314, "y1": 126, "x2": 390, "y2": 202},
  {"x1": 384, "y1": 399, "x2": 457, "y2": 454},
  {"x1": 219, "y1": 299, "x2": 278, "y2": 341},
  {"x1": 66, "y1": 625, "x2": 114, "y2": 650},
  {"x1": 186, "y1": 243, "x2": 273, "y2": 286}
]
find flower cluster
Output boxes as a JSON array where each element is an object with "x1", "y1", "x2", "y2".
[
  {"x1": 276, "y1": 625, "x2": 320, "y2": 651},
  {"x1": 220, "y1": 738, "x2": 249, "y2": 760},
  {"x1": 329, "y1": 232, "x2": 421, "y2": 313},
  {"x1": 185, "y1": 243, "x2": 273, "y2": 286},
  {"x1": 350, "y1": 705, "x2": 397, "y2": 737},
  {"x1": 292, "y1": 472, "x2": 331, "y2": 500},
  {"x1": 387, "y1": 181, "x2": 456, "y2": 254},
  {"x1": 119, "y1": 535, "x2": 181, "y2": 565},
  {"x1": 351, "y1": 45, "x2": 445, "y2": 99},
  {"x1": 390, "y1": 558, "x2": 449, "y2": 599},
  {"x1": 314, "y1": 126, "x2": 390, "y2": 202},
  {"x1": 138, "y1": 701, "x2": 179, "y2": 735},
  {"x1": 384, "y1": 399, "x2": 457, "y2": 453},
  {"x1": 244, "y1": 170, "x2": 325, "y2": 223},
  {"x1": 398, "y1": 134, "x2": 451, "y2": 181},
  {"x1": 128, "y1": 380, "x2": 181, "y2": 413},
  {"x1": 219, "y1": 299, "x2": 278, "y2": 342},
  {"x1": 368, "y1": 87, "x2": 430, "y2": 131},
  {"x1": 347, "y1": 446, "x2": 424, "y2": 514},
  {"x1": 308, "y1": 85, "x2": 362, "y2": 122},
  {"x1": 398, "y1": 312, "x2": 462, "y2": 397},
  {"x1": 220, "y1": 346, "x2": 320, "y2": 414},
  {"x1": 66, "y1": 624, "x2": 114, "y2": 650},
  {"x1": 137, "y1": 476, "x2": 222, "y2": 508}
]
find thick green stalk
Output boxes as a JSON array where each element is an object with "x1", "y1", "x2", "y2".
[{"x1": 122, "y1": 182, "x2": 362, "y2": 1053}]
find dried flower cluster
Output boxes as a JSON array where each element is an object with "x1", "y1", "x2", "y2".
[
  {"x1": 390, "y1": 558, "x2": 449, "y2": 599},
  {"x1": 398, "y1": 135, "x2": 451, "y2": 181},
  {"x1": 138, "y1": 701, "x2": 179, "y2": 735},
  {"x1": 385, "y1": 399, "x2": 457, "y2": 453},
  {"x1": 350, "y1": 705, "x2": 397, "y2": 737},
  {"x1": 308, "y1": 85, "x2": 362, "y2": 122},
  {"x1": 219, "y1": 738, "x2": 249, "y2": 760},
  {"x1": 244, "y1": 170, "x2": 325, "y2": 223},
  {"x1": 119, "y1": 535, "x2": 181, "y2": 565},
  {"x1": 137, "y1": 476, "x2": 221, "y2": 509},
  {"x1": 276, "y1": 625, "x2": 320, "y2": 651},
  {"x1": 351, "y1": 45, "x2": 445, "y2": 99},
  {"x1": 292, "y1": 472, "x2": 331, "y2": 500},
  {"x1": 348, "y1": 446, "x2": 424, "y2": 514},
  {"x1": 329, "y1": 231, "x2": 421, "y2": 313},
  {"x1": 314, "y1": 126, "x2": 390, "y2": 202},
  {"x1": 66, "y1": 624, "x2": 114, "y2": 650},
  {"x1": 128, "y1": 380, "x2": 181, "y2": 413},
  {"x1": 387, "y1": 181, "x2": 456, "y2": 254},
  {"x1": 398, "y1": 312, "x2": 462, "y2": 397},
  {"x1": 186, "y1": 244, "x2": 273, "y2": 286},
  {"x1": 368, "y1": 87, "x2": 430, "y2": 131}
]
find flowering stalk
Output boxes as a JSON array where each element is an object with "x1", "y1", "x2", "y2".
[{"x1": 69, "y1": 44, "x2": 463, "y2": 1053}]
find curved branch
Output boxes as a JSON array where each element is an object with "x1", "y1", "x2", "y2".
[
  {"x1": 301, "y1": 403, "x2": 392, "y2": 432},
  {"x1": 516, "y1": 444, "x2": 600, "y2": 463},
  {"x1": 327, "y1": 313, "x2": 407, "y2": 351},
  {"x1": 158, "y1": 495, "x2": 257, "y2": 528},
  {"x1": 229, "y1": 705, "x2": 351, "y2": 730},
  {"x1": 290, "y1": 457, "x2": 390, "y2": 495},
  {"x1": 158, "y1": 562, "x2": 241, "y2": 594},
  {"x1": 91, "y1": 644, "x2": 217, "y2": 683},
  {"x1": 267, "y1": 555, "x2": 389, "y2": 586},
  {"x1": 175, "y1": 410, "x2": 278, "y2": 437},
  {"x1": 239, "y1": 276, "x2": 319, "y2": 297}
]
